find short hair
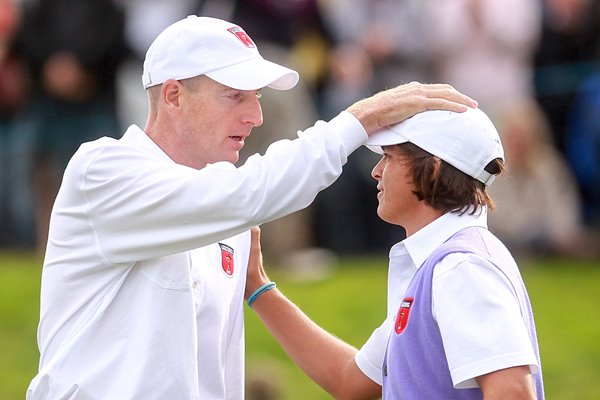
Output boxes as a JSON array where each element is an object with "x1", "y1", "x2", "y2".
[
  {"x1": 147, "y1": 84, "x2": 162, "y2": 105},
  {"x1": 146, "y1": 75, "x2": 205, "y2": 106},
  {"x1": 397, "y1": 142, "x2": 504, "y2": 215}
]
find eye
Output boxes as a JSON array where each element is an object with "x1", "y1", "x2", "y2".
[
  {"x1": 227, "y1": 92, "x2": 243, "y2": 100},
  {"x1": 255, "y1": 91, "x2": 262, "y2": 99}
]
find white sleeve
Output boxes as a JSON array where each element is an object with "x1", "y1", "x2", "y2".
[
  {"x1": 74, "y1": 112, "x2": 367, "y2": 263},
  {"x1": 354, "y1": 315, "x2": 393, "y2": 385},
  {"x1": 432, "y1": 253, "x2": 539, "y2": 389}
]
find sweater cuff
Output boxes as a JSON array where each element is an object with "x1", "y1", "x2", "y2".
[{"x1": 328, "y1": 111, "x2": 369, "y2": 154}]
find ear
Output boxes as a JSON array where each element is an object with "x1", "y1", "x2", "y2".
[
  {"x1": 162, "y1": 79, "x2": 183, "y2": 109},
  {"x1": 430, "y1": 156, "x2": 442, "y2": 183}
]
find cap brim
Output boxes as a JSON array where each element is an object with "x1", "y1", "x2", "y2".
[
  {"x1": 206, "y1": 58, "x2": 299, "y2": 91},
  {"x1": 365, "y1": 126, "x2": 410, "y2": 154}
]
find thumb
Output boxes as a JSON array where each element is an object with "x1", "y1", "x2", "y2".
[{"x1": 250, "y1": 226, "x2": 261, "y2": 252}]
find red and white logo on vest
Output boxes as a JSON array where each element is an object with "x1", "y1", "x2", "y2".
[
  {"x1": 394, "y1": 297, "x2": 414, "y2": 334},
  {"x1": 219, "y1": 243, "x2": 235, "y2": 277},
  {"x1": 227, "y1": 26, "x2": 256, "y2": 48}
]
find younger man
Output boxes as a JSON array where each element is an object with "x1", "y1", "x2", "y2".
[{"x1": 246, "y1": 108, "x2": 544, "y2": 399}]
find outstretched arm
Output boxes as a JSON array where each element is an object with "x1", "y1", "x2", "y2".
[{"x1": 245, "y1": 227, "x2": 381, "y2": 400}]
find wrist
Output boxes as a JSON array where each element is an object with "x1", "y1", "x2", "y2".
[
  {"x1": 346, "y1": 102, "x2": 378, "y2": 134},
  {"x1": 247, "y1": 281, "x2": 276, "y2": 308}
]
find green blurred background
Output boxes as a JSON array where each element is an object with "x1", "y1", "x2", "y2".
[{"x1": 1, "y1": 252, "x2": 599, "y2": 399}]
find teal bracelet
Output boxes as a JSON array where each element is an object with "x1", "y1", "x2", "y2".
[{"x1": 247, "y1": 282, "x2": 276, "y2": 308}]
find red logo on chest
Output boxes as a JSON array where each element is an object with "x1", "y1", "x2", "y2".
[
  {"x1": 219, "y1": 243, "x2": 235, "y2": 276},
  {"x1": 394, "y1": 297, "x2": 414, "y2": 334},
  {"x1": 227, "y1": 26, "x2": 256, "y2": 48}
]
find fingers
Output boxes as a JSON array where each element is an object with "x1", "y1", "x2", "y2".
[
  {"x1": 249, "y1": 226, "x2": 262, "y2": 268},
  {"x1": 245, "y1": 226, "x2": 270, "y2": 300},
  {"x1": 393, "y1": 82, "x2": 477, "y2": 112},
  {"x1": 419, "y1": 83, "x2": 478, "y2": 111},
  {"x1": 250, "y1": 225, "x2": 261, "y2": 252},
  {"x1": 347, "y1": 81, "x2": 477, "y2": 135}
]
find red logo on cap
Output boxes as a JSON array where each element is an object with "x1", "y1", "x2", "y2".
[
  {"x1": 394, "y1": 297, "x2": 414, "y2": 334},
  {"x1": 227, "y1": 26, "x2": 256, "y2": 48},
  {"x1": 219, "y1": 243, "x2": 235, "y2": 276}
]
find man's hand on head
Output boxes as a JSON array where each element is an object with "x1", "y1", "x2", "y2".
[{"x1": 346, "y1": 82, "x2": 477, "y2": 135}]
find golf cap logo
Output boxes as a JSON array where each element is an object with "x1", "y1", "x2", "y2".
[
  {"x1": 395, "y1": 297, "x2": 414, "y2": 334},
  {"x1": 227, "y1": 26, "x2": 256, "y2": 48},
  {"x1": 219, "y1": 243, "x2": 235, "y2": 276}
]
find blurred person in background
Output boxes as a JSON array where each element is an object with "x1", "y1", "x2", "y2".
[
  {"x1": 533, "y1": 0, "x2": 600, "y2": 154},
  {"x1": 565, "y1": 73, "x2": 600, "y2": 232},
  {"x1": 15, "y1": 0, "x2": 128, "y2": 253},
  {"x1": 425, "y1": 0, "x2": 542, "y2": 114},
  {"x1": 0, "y1": 0, "x2": 33, "y2": 248},
  {"x1": 534, "y1": 0, "x2": 600, "y2": 248},
  {"x1": 487, "y1": 98, "x2": 600, "y2": 259},
  {"x1": 313, "y1": 0, "x2": 435, "y2": 256},
  {"x1": 116, "y1": 0, "x2": 198, "y2": 129},
  {"x1": 318, "y1": 0, "x2": 433, "y2": 118}
]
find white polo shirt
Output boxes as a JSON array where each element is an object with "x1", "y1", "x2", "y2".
[
  {"x1": 355, "y1": 210, "x2": 539, "y2": 387},
  {"x1": 27, "y1": 112, "x2": 367, "y2": 400}
]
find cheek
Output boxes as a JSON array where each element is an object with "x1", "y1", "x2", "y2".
[
  {"x1": 382, "y1": 167, "x2": 405, "y2": 197},
  {"x1": 379, "y1": 172, "x2": 411, "y2": 214}
]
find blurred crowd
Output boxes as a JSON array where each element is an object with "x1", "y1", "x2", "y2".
[{"x1": 1, "y1": 0, "x2": 599, "y2": 263}]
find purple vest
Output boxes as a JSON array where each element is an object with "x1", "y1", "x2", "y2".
[{"x1": 382, "y1": 227, "x2": 544, "y2": 399}]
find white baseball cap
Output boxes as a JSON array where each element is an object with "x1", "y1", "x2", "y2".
[
  {"x1": 366, "y1": 108, "x2": 504, "y2": 186},
  {"x1": 142, "y1": 15, "x2": 299, "y2": 90}
]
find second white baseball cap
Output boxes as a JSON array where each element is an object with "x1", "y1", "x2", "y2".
[
  {"x1": 142, "y1": 15, "x2": 299, "y2": 90},
  {"x1": 366, "y1": 108, "x2": 504, "y2": 186}
]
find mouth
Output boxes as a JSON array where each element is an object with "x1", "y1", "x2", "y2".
[{"x1": 228, "y1": 136, "x2": 246, "y2": 149}]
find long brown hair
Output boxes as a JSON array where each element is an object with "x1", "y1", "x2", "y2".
[{"x1": 398, "y1": 143, "x2": 504, "y2": 215}]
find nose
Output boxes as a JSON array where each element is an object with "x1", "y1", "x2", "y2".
[
  {"x1": 372, "y1": 157, "x2": 384, "y2": 180},
  {"x1": 245, "y1": 96, "x2": 263, "y2": 127}
]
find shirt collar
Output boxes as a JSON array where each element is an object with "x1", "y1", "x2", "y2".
[
  {"x1": 393, "y1": 208, "x2": 488, "y2": 269},
  {"x1": 121, "y1": 124, "x2": 175, "y2": 164}
]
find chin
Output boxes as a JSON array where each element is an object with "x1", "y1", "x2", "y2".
[
  {"x1": 218, "y1": 152, "x2": 239, "y2": 165},
  {"x1": 377, "y1": 208, "x2": 400, "y2": 226},
  {"x1": 377, "y1": 207, "x2": 390, "y2": 223}
]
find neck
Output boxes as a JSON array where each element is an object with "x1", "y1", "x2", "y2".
[
  {"x1": 402, "y1": 205, "x2": 444, "y2": 238},
  {"x1": 145, "y1": 124, "x2": 195, "y2": 170}
]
